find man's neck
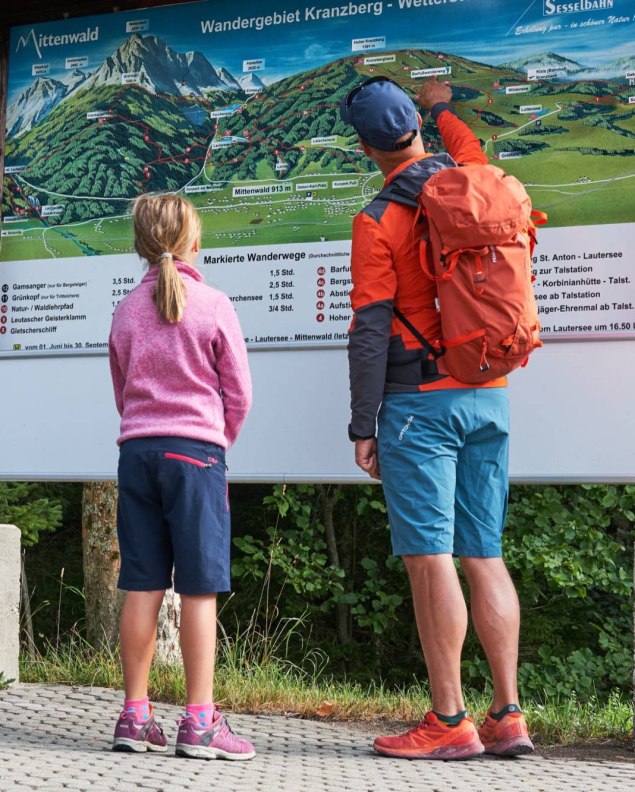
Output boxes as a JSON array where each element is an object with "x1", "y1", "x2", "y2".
[{"x1": 372, "y1": 141, "x2": 426, "y2": 177}]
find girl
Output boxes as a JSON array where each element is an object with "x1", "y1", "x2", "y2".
[{"x1": 109, "y1": 193, "x2": 254, "y2": 760}]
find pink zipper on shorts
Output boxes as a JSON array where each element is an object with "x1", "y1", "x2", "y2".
[{"x1": 164, "y1": 452, "x2": 218, "y2": 468}]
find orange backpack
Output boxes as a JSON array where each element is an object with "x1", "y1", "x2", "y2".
[{"x1": 391, "y1": 163, "x2": 546, "y2": 383}]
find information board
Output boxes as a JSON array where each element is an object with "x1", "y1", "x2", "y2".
[
  {"x1": 1, "y1": 339, "x2": 635, "y2": 483},
  {"x1": 1, "y1": 0, "x2": 634, "y2": 356}
]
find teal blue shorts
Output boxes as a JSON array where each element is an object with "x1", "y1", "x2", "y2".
[{"x1": 377, "y1": 388, "x2": 509, "y2": 558}]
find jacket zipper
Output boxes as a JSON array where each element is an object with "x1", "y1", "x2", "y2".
[{"x1": 164, "y1": 452, "x2": 218, "y2": 468}]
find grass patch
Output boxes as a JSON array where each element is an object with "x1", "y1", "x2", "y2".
[{"x1": 18, "y1": 621, "x2": 633, "y2": 746}]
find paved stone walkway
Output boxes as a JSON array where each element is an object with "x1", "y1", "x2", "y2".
[{"x1": 0, "y1": 684, "x2": 633, "y2": 791}]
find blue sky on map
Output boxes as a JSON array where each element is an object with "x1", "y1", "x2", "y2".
[{"x1": 7, "y1": 0, "x2": 634, "y2": 100}]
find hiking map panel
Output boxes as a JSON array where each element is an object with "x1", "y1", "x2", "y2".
[{"x1": 1, "y1": 0, "x2": 634, "y2": 356}]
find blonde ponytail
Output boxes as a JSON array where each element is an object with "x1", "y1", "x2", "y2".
[
  {"x1": 156, "y1": 252, "x2": 186, "y2": 324},
  {"x1": 131, "y1": 193, "x2": 202, "y2": 323}
]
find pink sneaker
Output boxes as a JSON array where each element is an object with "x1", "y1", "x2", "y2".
[
  {"x1": 112, "y1": 706, "x2": 168, "y2": 753},
  {"x1": 175, "y1": 709, "x2": 255, "y2": 761}
]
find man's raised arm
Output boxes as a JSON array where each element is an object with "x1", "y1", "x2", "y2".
[{"x1": 418, "y1": 78, "x2": 488, "y2": 166}]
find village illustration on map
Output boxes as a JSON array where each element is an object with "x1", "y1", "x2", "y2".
[{"x1": 1, "y1": 3, "x2": 634, "y2": 262}]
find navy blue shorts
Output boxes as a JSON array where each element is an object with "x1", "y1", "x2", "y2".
[{"x1": 117, "y1": 437, "x2": 230, "y2": 595}]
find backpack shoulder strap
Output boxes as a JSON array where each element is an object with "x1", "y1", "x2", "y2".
[
  {"x1": 373, "y1": 155, "x2": 456, "y2": 364},
  {"x1": 375, "y1": 153, "x2": 457, "y2": 208}
]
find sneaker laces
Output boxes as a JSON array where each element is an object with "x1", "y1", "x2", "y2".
[
  {"x1": 220, "y1": 715, "x2": 236, "y2": 735},
  {"x1": 214, "y1": 713, "x2": 250, "y2": 750},
  {"x1": 119, "y1": 710, "x2": 145, "y2": 726},
  {"x1": 419, "y1": 713, "x2": 437, "y2": 729},
  {"x1": 407, "y1": 716, "x2": 432, "y2": 735}
]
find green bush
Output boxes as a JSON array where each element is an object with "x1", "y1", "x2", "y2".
[
  {"x1": 5, "y1": 482, "x2": 84, "y2": 647},
  {"x1": 18, "y1": 480, "x2": 634, "y2": 702},
  {"x1": 229, "y1": 483, "x2": 634, "y2": 699},
  {"x1": 500, "y1": 485, "x2": 633, "y2": 698},
  {"x1": 230, "y1": 483, "x2": 411, "y2": 676},
  {"x1": 0, "y1": 482, "x2": 69, "y2": 546}
]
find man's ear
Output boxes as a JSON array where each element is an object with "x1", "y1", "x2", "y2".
[
  {"x1": 359, "y1": 139, "x2": 372, "y2": 157},
  {"x1": 416, "y1": 112, "x2": 423, "y2": 129}
]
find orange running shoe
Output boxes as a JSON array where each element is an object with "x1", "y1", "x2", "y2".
[
  {"x1": 478, "y1": 706, "x2": 534, "y2": 757},
  {"x1": 373, "y1": 711, "x2": 484, "y2": 760}
]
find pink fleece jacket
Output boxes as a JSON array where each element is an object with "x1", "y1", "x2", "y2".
[{"x1": 108, "y1": 261, "x2": 252, "y2": 448}]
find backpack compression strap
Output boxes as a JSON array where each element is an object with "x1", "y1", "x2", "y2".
[{"x1": 392, "y1": 306, "x2": 444, "y2": 362}]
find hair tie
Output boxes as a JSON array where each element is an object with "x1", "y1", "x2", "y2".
[{"x1": 158, "y1": 252, "x2": 173, "y2": 263}]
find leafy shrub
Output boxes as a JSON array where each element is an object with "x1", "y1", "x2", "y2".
[
  {"x1": 456, "y1": 484, "x2": 633, "y2": 698},
  {"x1": 0, "y1": 482, "x2": 69, "y2": 546},
  {"x1": 19, "y1": 480, "x2": 634, "y2": 702},
  {"x1": 229, "y1": 483, "x2": 634, "y2": 699}
]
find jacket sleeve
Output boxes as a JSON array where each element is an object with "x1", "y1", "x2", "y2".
[
  {"x1": 108, "y1": 332, "x2": 125, "y2": 417},
  {"x1": 348, "y1": 211, "x2": 396, "y2": 438},
  {"x1": 212, "y1": 295, "x2": 253, "y2": 448},
  {"x1": 431, "y1": 102, "x2": 489, "y2": 166}
]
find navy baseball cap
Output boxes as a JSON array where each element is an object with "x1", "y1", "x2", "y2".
[{"x1": 340, "y1": 76, "x2": 419, "y2": 152}]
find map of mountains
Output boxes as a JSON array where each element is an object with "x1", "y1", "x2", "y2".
[
  {"x1": 82, "y1": 34, "x2": 241, "y2": 97},
  {"x1": 2, "y1": 34, "x2": 634, "y2": 258},
  {"x1": 7, "y1": 34, "x2": 241, "y2": 137},
  {"x1": 499, "y1": 51, "x2": 587, "y2": 75},
  {"x1": 239, "y1": 72, "x2": 267, "y2": 92},
  {"x1": 500, "y1": 50, "x2": 635, "y2": 80},
  {"x1": 6, "y1": 69, "x2": 87, "y2": 137}
]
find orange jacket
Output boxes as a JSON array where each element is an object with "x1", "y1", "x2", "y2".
[{"x1": 348, "y1": 103, "x2": 503, "y2": 438}]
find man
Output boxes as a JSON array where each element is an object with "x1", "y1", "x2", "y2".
[{"x1": 340, "y1": 76, "x2": 534, "y2": 760}]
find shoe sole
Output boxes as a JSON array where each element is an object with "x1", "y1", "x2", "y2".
[
  {"x1": 483, "y1": 737, "x2": 535, "y2": 757},
  {"x1": 112, "y1": 738, "x2": 168, "y2": 753},
  {"x1": 373, "y1": 740, "x2": 484, "y2": 761},
  {"x1": 175, "y1": 744, "x2": 256, "y2": 761}
]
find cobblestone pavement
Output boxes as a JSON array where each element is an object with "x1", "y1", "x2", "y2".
[{"x1": 1, "y1": 684, "x2": 633, "y2": 792}]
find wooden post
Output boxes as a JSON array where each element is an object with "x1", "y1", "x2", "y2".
[{"x1": 81, "y1": 481, "x2": 125, "y2": 649}]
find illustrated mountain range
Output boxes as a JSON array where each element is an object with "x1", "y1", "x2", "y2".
[
  {"x1": 6, "y1": 69, "x2": 87, "y2": 138},
  {"x1": 7, "y1": 33, "x2": 246, "y2": 137},
  {"x1": 498, "y1": 50, "x2": 635, "y2": 79},
  {"x1": 239, "y1": 72, "x2": 266, "y2": 91},
  {"x1": 8, "y1": 34, "x2": 635, "y2": 140},
  {"x1": 3, "y1": 39, "x2": 634, "y2": 231}
]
